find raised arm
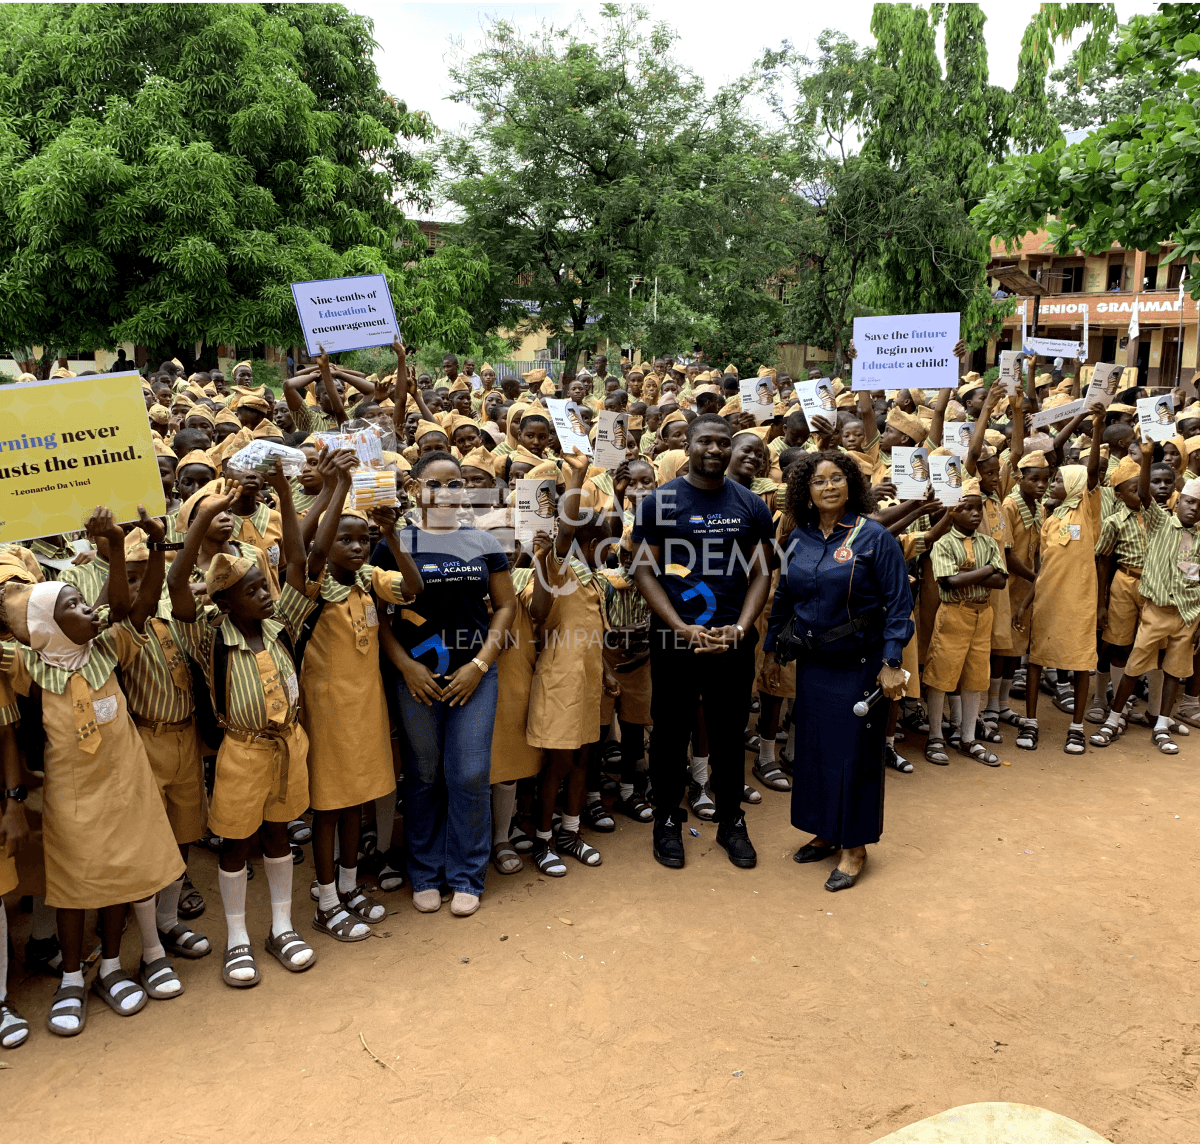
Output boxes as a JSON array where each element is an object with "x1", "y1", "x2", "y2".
[
  {"x1": 306, "y1": 450, "x2": 355, "y2": 581},
  {"x1": 928, "y1": 387, "x2": 952, "y2": 449},
  {"x1": 1085, "y1": 402, "x2": 1105, "y2": 490},
  {"x1": 372, "y1": 506, "x2": 423, "y2": 598},
  {"x1": 1137, "y1": 428, "x2": 1154, "y2": 508},
  {"x1": 554, "y1": 449, "x2": 590, "y2": 558},
  {"x1": 128, "y1": 507, "x2": 167, "y2": 631},
  {"x1": 1050, "y1": 408, "x2": 1088, "y2": 467},
  {"x1": 965, "y1": 386, "x2": 1001, "y2": 476},
  {"x1": 263, "y1": 458, "x2": 306, "y2": 591},
  {"x1": 283, "y1": 365, "x2": 322, "y2": 412},
  {"x1": 85, "y1": 507, "x2": 130, "y2": 620},
  {"x1": 317, "y1": 350, "x2": 349, "y2": 427}
]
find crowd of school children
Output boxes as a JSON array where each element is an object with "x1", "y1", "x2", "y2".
[{"x1": 1, "y1": 340, "x2": 1197, "y2": 1051}]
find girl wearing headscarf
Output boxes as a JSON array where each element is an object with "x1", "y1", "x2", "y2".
[
  {"x1": 0, "y1": 509, "x2": 185, "y2": 1038},
  {"x1": 1018, "y1": 405, "x2": 1105, "y2": 754}
]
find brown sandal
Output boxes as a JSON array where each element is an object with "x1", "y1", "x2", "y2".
[{"x1": 312, "y1": 904, "x2": 371, "y2": 943}]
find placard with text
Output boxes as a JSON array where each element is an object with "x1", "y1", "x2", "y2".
[
  {"x1": 851, "y1": 312, "x2": 960, "y2": 392},
  {"x1": 291, "y1": 273, "x2": 400, "y2": 356}
]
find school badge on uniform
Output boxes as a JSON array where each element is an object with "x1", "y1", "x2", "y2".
[{"x1": 833, "y1": 546, "x2": 853, "y2": 563}]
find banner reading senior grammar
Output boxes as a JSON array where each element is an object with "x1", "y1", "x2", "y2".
[
  {"x1": 0, "y1": 372, "x2": 165, "y2": 545},
  {"x1": 851, "y1": 311, "x2": 960, "y2": 392}
]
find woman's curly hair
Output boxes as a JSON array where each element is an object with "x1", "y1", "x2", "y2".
[{"x1": 784, "y1": 450, "x2": 877, "y2": 529}]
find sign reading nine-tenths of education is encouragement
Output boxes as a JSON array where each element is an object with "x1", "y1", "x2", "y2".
[
  {"x1": 851, "y1": 312, "x2": 960, "y2": 392},
  {"x1": 291, "y1": 273, "x2": 401, "y2": 356},
  {"x1": 0, "y1": 372, "x2": 165, "y2": 545}
]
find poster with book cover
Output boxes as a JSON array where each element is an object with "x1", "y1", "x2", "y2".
[
  {"x1": 929, "y1": 454, "x2": 963, "y2": 505},
  {"x1": 1085, "y1": 362, "x2": 1123, "y2": 409},
  {"x1": 998, "y1": 351, "x2": 1022, "y2": 397},
  {"x1": 797, "y1": 378, "x2": 837, "y2": 428},
  {"x1": 593, "y1": 411, "x2": 630, "y2": 468},
  {"x1": 739, "y1": 376, "x2": 778, "y2": 424},
  {"x1": 545, "y1": 399, "x2": 592, "y2": 456},
  {"x1": 891, "y1": 446, "x2": 931, "y2": 499},
  {"x1": 1137, "y1": 394, "x2": 1177, "y2": 443},
  {"x1": 514, "y1": 478, "x2": 558, "y2": 542}
]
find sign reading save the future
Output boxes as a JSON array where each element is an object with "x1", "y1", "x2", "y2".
[
  {"x1": 851, "y1": 312, "x2": 960, "y2": 392},
  {"x1": 291, "y1": 273, "x2": 400, "y2": 356},
  {"x1": 0, "y1": 372, "x2": 164, "y2": 545}
]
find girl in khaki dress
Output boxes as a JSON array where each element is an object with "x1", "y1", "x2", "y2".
[
  {"x1": 0, "y1": 510, "x2": 185, "y2": 1039},
  {"x1": 284, "y1": 450, "x2": 422, "y2": 943},
  {"x1": 1021, "y1": 409, "x2": 1105, "y2": 755},
  {"x1": 527, "y1": 451, "x2": 620, "y2": 876}
]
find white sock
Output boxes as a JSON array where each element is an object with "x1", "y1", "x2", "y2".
[
  {"x1": 948, "y1": 694, "x2": 962, "y2": 730},
  {"x1": 619, "y1": 782, "x2": 635, "y2": 800},
  {"x1": 926, "y1": 689, "x2": 946, "y2": 739},
  {"x1": 560, "y1": 813, "x2": 580, "y2": 835},
  {"x1": 986, "y1": 677, "x2": 1001, "y2": 711},
  {"x1": 337, "y1": 863, "x2": 358, "y2": 895},
  {"x1": 1155, "y1": 714, "x2": 1172, "y2": 732},
  {"x1": 51, "y1": 968, "x2": 86, "y2": 1032},
  {"x1": 218, "y1": 865, "x2": 251, "y2": 956},
  {"x1": 999, "y1": 678, "x2": 1013, "y2": 708},
  {"x1": 0, "y1": 908, "x2": 26, "y2": 1047},
  {"x1": 885, "y1": 735, "x2": 895, "y2": 747},
  {"x1": 758, "y1": 740, "x2": 776, "y2": 766},
  {"x1": 961, "y1": 690, "x2": 983, "y2": 741},
  {"x1": 492, "y1": 781, "x2": 517, "y2": 846},
  {"x1": 689, "y1": 754, "x2": 709, "y2": 785},
  {"x1": 263, "y1": 854, "x2": 296, "y2": 940},
  {"x1": 156, "y1": 876, "x2": 184, "y2": 933},
  {"x1": 1094, "y1": 671, "x2": 1111, "y2": 706},
  {"x1": 1069, "y1": 721, "x2": 1084, "y2": 732},
  {"x1": 535, "y1": 829, "x2": 553, "y2": 842},
  {"x1": 98, "y1": 956, "x2": 145, "y2": 1011},
  {"x1": 317, "y1": 882, "x2": 340, "y2": 912},
  {"x1": 131, "y1": 899, "x2": 168, "y2": 967},
  {"x1": 1105, "y1": 708, "x2": 1122, "y2": 728},
  {"x1": 375, "y1": 789, "x2": 396, "y2": 853},
  {"x1": 586, "y1": 790, "x2": 601, "y2": 804},
  {"x1": 1148, "y1": 670, "x2": 1164, "y2": 718}
]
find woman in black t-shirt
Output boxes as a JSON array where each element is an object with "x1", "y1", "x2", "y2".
[{"x1": 372, "y1": 452, "x2": 516, "y2": 918}]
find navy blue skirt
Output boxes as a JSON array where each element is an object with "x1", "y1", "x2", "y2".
[{"x1": 791, "y1": 651, "x2": 885, "y2": 848}]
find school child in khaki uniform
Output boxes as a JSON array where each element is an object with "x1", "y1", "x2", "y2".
[
  {"x1": 526, "y1": 451, "x2": 620, "y2": 876},
  {"x1": 0, "y1": 509, "x2": 185, "y2": 1038},
  {"x1": 1092, "y1": 448, "x2": 1200, "y2": 755},
  {"x1": 923, "y1": 478, "x2": 1008, "y2": 767},
  {"x1": 1019, "y1": 404, "x2": 1105, "y2": 755},
  {"x1": 280, "y1": 450, "x2": 422, "y2": 943},
  {"x1": 169, "y1": 465, "x2": 316, "y2": 988}
]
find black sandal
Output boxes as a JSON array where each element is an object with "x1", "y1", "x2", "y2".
[
  {"x1": 1015, "y1": 719, "x2": 1039, "y2": 751},
  {"x1": 793, "y1": 840, "x2": 840, "y2": 864},
  {"x1": 924, "y1": 737, "x2": 950, "y2": 766},
  {"x1": 752, "y1": 761, "x2": 792, "y2": 791},
  {"x1": 1152, "y1": 727, "x2": 1180, "y2": 755},
  {"x1": 1063, "y1": 727, "x2": 1087, "y2": 755},
  {"x1": 178, "y1": 878, "x2": 206, "y2": 920},
  {"x1": 581, "y1": 800, "x2": 616, "y2": 833},
  {"x1": 46, "y1": 983, "x2": 87, "y2": 1036},
  {"x1": 614, "y1": 792, "x2": 654, "y2": 822},
  {"x1": 960, "y1": 740, "x2": 1000, "y2": 767},
  {"x1": 532, "y1": 839, "x2": 566, "y2": 877}
]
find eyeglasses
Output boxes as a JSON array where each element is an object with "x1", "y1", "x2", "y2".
[
  {"x1": 810, "y1": 474, "x2": 848, "y2": 489},
  {"x1": 421, "y1": 479, "x2": 466, "y2": 490}
]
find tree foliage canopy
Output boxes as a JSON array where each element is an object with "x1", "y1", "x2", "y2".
[
  {"x1": 0, "y1": 2, "x2": 482, "y2": 364},
  {"x1": 975, "y1": 3, "x2": 1200, "y2": 292},
  {"x1": 440, "y1": 4, "x2": 784, "y2": 364}
]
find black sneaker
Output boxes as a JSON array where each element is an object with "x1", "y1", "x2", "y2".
[
  {"x1": 716, "y1": 816, "x2": 757, "y2": 868},
  {"x1": 652, "y1": 811, "x2": 687, "y2": 868}
]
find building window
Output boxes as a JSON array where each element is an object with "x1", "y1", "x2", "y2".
[
  {"x1": 1054, "y1": 264, "x2": 1085, "y2": 293},
  {"x1": 1144, "y1": 262, "x2": 1159, "y2": 291},
  {"x1": 1101, "y1": 334, "x2": 1117, "y2": 362},
  {"x1": 1107, "y1": 263, "x2": 1124, "y2": 291}
]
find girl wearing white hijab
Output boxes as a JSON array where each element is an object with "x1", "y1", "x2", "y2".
[{"x1": 0, "y1": 508, "x2": 184, "y2": 1038}]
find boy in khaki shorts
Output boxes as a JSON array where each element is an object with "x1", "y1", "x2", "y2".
[
  {"x1": 1092, "y1": 445, "x2": 1200, "y2": 755},
  {"x1": 923, "y1": 478, "x2": 1009, "y2": 767}
]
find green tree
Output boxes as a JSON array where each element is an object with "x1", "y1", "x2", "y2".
[
  {"x1": 440, "y1": 4, "x2": 779, "y2": 362},
  {"x1": 975, "y1": 4, "x2": 1200, "y2": 290},
  {"x1": 1046, "y1": 30, "x2": 1159, "y2": 129},
  {"x1": 0, "y1": 2, "x2": 482, "y2": 375}
]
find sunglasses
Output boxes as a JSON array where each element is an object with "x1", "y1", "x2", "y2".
[{"x1": 420, "y1": 479, "x2": 466, "y2": 490}]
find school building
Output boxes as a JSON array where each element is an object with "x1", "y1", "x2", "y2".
[{"x1": 985, "y1": 231, "x2": 1197, "y2": 388}]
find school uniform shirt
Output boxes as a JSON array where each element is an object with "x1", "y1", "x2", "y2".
[
  {"x1": 631, "y1": 476, "x2": 775, "y2": 631},
  {"x1": 930, "y1": 527, "x2": 1006, "y2": 604},
  {"x1": 1095, "y1": 503, "x2": 1147, "y2": 570},
  {"x1": 290, "y1": 403, "x2": 337, "y2": 434},
  {"x1": 232, "y1": 502, "x2": 283, "y2": 588},
  {"x1": 372, "y1": 525, "x2": 509, "y2": 675},
  {"x1": 58, "y1": 555, "x2": 110, "y2": 605},
  {"x1": 123, "y1": 602, "x2": 195, "y2": 723},
  {"x1": 1140, "y1": 499, "x2": 1200, "y2": 624}
]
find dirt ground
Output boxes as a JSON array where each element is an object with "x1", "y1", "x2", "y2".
[{"x1": 3, "y1": 703, "x2": 1198, "y2": 1144}]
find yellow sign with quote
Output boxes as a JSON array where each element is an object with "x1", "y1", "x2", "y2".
[{"x1": 0, "y1": 372, "x2": 164, "y2": 544}]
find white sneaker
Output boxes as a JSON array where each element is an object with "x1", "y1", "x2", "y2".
[
  {"x1": 449, "y1": 892, "x2": 479, "y2": 917},
  {"x1": 412, "y1": 889, "x2": 441, "y2": 913}
]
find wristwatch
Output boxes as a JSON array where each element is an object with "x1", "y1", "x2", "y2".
[
  {"x1": 2, "y1": 785, "x2": 27, "y2": 802},
  {"x1": 884, "y1": 658, "x2": 903, "y2": 670},
  {"x1": 471, "y1": 656, "x2": 490, "y2": 674},
  {"x1": 149, "y1": 541, "x2": 184, "y2": 552}
]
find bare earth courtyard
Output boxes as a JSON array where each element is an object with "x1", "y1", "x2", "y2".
[{"x1": 3, "y1": 703, "x2": 1196, "y2": 1144}]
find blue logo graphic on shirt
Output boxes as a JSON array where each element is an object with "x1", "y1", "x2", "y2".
[
  {"x1": 680, "y1": 582, "x2": 716, "y2": 625},
  {"x1": 688, "y1": 514, "x2": 705, "y2": 524},
  {"x1": 420, "y1": 562, "x2": 440, "y2": 573},
  {"x1": 411, "y1": 634, "x2": 450, "y2": 675}
]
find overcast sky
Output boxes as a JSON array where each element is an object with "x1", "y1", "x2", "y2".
[{"x1": 357, "y1": 1, "x2": 1159, "y2": 131}]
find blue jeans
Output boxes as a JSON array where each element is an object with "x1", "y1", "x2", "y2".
[{"x1": 396, "y1": 669, "x2": 497, "y2": 896}]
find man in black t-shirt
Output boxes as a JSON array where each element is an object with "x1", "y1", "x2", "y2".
[{"x1": 632, "y1": 414, "x2": 774, "y2": 870}]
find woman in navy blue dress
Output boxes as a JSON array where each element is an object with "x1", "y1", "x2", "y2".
[{"x1": 763, "y1": 452, "x2": 913, "y2": 891}]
